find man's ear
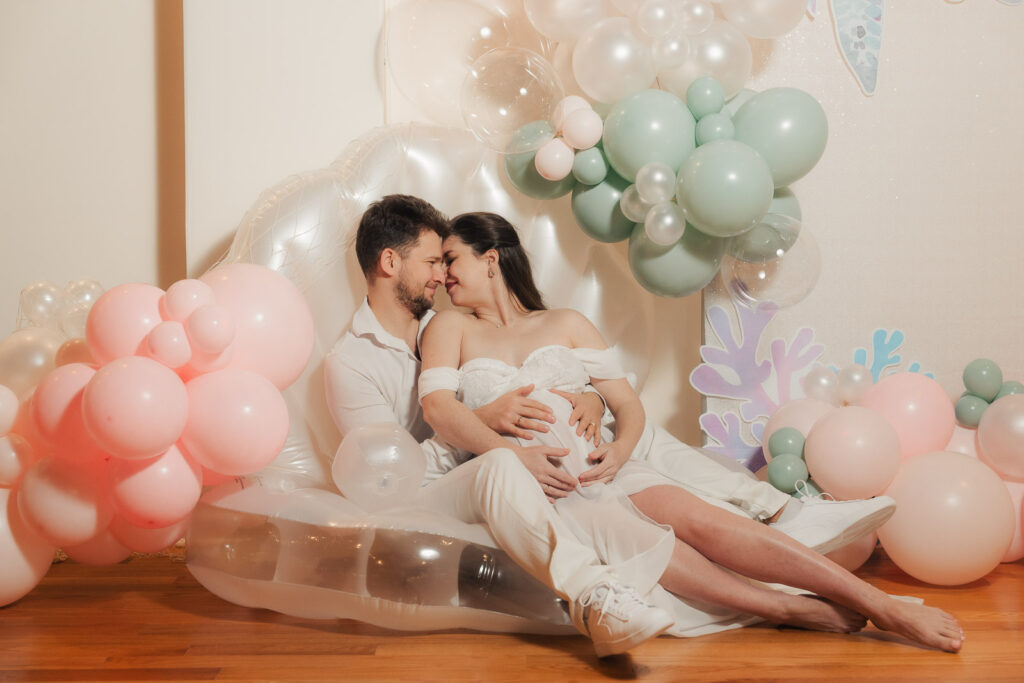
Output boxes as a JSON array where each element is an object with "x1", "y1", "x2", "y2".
[{"x1": 379, "y1": 247, "x2": 400, "y2": 277}]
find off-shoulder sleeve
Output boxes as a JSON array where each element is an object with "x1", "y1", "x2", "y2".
[
  {"x1": 418, "y1": 366, "x2": 462, "y2": 402},
  {"x1": 573, "y1": 347, "x2": 627, "y2": 380}
]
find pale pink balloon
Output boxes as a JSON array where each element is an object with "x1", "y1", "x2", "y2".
[
  {"x1": 186, "y1": 304, "x2": 235, "y2": 354},
  {"x1": 0, "y1": 434, "x2": 36, "y2": 487},
  {"x1": 82, "y1": 356, "x2": 189, "y2": 460},
  {"x1": 825, "y1": 532, "x2": 877, "y2": 573},
  {"x1": 534, "y1": 138, "x2": 575, "y2": 180},
  {"x1": 146, "y1": 320, "x2": 192, "y2": 369},
  {"x1": 1001, "y1": 480, "x2": 1024, "y2": 563},
  {"x1": 977, "y1": 394, "x2": 1024, "y2": 482},
  {"x1": 201, "y1": 466, "x2": 236, "y2": 487},
  {"x1": 0, "y1": 384, "x2": 17, "y2": 435},
  {"x1": 804, "y1": 406, "x2": 901, "y2": 500},
  {"x1": 181, "y1": 368, "x2": 289, "y2": 475},
  {"x1": 200, "y1": 264, "x2": 314, "y2": 390},
  {"x1": 110, "y1": 515, "x2": 187, "y2": 553},
  {"x1": 944, "y1": 424, "x2": 978, "y2": 458},
  {"x1": 160, "y1": 278, "x2": 215, "y2": 322},
  {"x1": 63, "y1": 527, "x2": 132, "y2": 566},
  {"x1": 30, "y1": 363, "x2": 104, "y2": 464},
  {"x1": 859, "y1": 372, "x2": 955, "y2": 459},
  {"x1": 84, "y1": 283, "x2": 165, "y2": 365},
  {"x1": 561, "y1": 108, "x2": 603, "y2": 149},
  {"x1": 761, "y1": 398, "x2": 835, "y2": 461},
  {"x1": 18, "y1": 456, "x2": 113, "y2": 547},
  {"x1": 552, "y1": 94, "x2": 591, "y2": 130},
  {"x1": 0, "y1": 487, "x2": 56, "y2": 607},
  {"x1": 879, "y1": 451, "x2": 1015, "y2": 586},
  {"x1": 107, "y1": 444, "x2": 202, "y2": 528},
  {"x1": 54, "y1": 338, "x2": 96, "y2": 367}
]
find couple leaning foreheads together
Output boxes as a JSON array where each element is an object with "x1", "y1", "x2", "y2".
[{"x1": 323, "y1": 194, "x2": 963, "y2": 657}]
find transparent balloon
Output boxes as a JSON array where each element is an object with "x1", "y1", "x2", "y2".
[
  {"x1": 721, "y1": 226, "x2": 821, "y2": 309},
  {"x1": 658, "y1": 20, "x2": 753, "y2": 100},
  {"x1": 619, "y1": 183, "x2": 654, "y2": 222},
  {"x1": 59, "y1": 302, "x2": 91, "y2": 340},
  {"x1": 726, "y1": 213, "x2": 801, "y2": 263},
  {"x1": 18, "y1": 282, "x2": 61, "y2": 329},
  {"x1": 333, "y1": 423, "x2": 427, "y2": 512},
  {"x1": 461, "y1": 48, "x2": 565, "y2": 153},
  {"x1": 802, "y1": 366, "x2": 838, "y2": 405},
  {"x1": 643, "y1": 201, "x2": 686, "y2": 246},
  {"x1": 635, "y1": 162, "x2": 677, "y2": 204},
  {"x1": 837, "y1": 364, "x2": 872, "y2": 405},
  {"x1": 572, "y1": 17, "x2": 657, "y2": 104},
  {"x1": 62, "y1": 279, "x2": 104, "y2": 311}
]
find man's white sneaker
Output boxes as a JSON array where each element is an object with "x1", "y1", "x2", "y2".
[
  {"x1": 771, "y1": 495, "x2": 896, "y2": 555},
  {"x1": 570, "y1": 580, "x2": 674, "y2": 657}
]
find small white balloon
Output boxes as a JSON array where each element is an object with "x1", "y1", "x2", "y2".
[
  {"x1": 19, "y1": 282, "x2": 62, "y2": 328},
  {"x1": 720, "y1": 0, "x2": 807, "y2": 39},
  {"x1": 552, "y1": 95, "x2": 592, "y2": 131},
  {"x1": 62, "y1": 279, "x2": 104, "y2": 310},
  {"x1": 652, "y1": 31, "x2": 690, "y2": 70},
  {"x1": 619, "y1": 184, "x2": 654, "y2": 222},
  {"x1": 676, "y1": 0, "x2": 715, "y2": 35},
  {"x1": 635, "y1": 0, "x2": 677, "y2": 38},
  {"x1": 534, "y1": 138, "x2": 576, "y2": 180},
  {"x1": 644, "y1": 202, "x2": 686, "y2": 246},
  {"x1": 837, "y1": 364, "x2": 873, "y2": 405},
  {"x1": 635, "y1": 161, "x2": 677, "y2": 204},
  {"x1": 561, "y1": 108, "x2": 604, "y2": 149},
  {"x1": 573, "y1": 17, "x2": 657, "y2": 104},
  {"x1": 803, "y1": 366, "x2": 839, "y2": 405},
  {"x1": 59, "y1": 302, "x2": 91, "y2": 340}
]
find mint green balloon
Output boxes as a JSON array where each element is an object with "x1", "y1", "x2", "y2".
[
  {"x1": 686, "y1": 76, "x2": 725, "y2": 120},
  {"x1": 955, "y1": 393, "x2": 989, "y2": 428},
  {"x1": 571, "y1": 170, "x2": 634, "y2": 243},
  {"x1": 727, "y1": 188, "x2": 802, "y2": 262},
  {"x1": 572, "y1": 146, "x2": 610, "y2": 185},
  {"x1": 676, "y1": 139, "x2": 774, "y2": 237},
  {"x1": 695, "y1": 112, "x2": 735, "y2": 146},
  {"x1": 767, "y1": 453, "x2": 808, "y2": 494},
  {"x1": 627, "y1": 222, "x2": 725, "y2": 297},
  {"x1": 602, "y1": 89, "x2": 696, "y2": 182},
  {"x1": 963, "y1": 358, "x2": 1003, "y2": 401},
  {"x1": 733, "y1": 87, "x2": 828, "y2": 187},
  {"x1": 997, "y1": 381, "x2": 1024, "y2": 400},
  {"x1": 767, "y1": 427, "x2": 805, "y2": 460},
  {"x1": 504, "y1": 121, "x2": 576, "y2": 199}
]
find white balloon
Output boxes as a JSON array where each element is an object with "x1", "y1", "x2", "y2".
[
  {"x1": 552, "y1": 95, "x2": 592, "y2": 131},
  {"x1": 635, "y1": 0, "x2": 677, "y2": 38},
  {"x1": 803, "y1": 366, "x2": 839, "y2": 405},
  {"x1": 573, "y1": 17, "x2": 657, "y2": 104},
  {"x1": 0, "y1": 488, "x2": 56, "y2": 607},
  {"x1": 561, "y1": 108, "x2": 604, "y2": 149},
  {"x1": 720, "y1": 0, "x2": 807, "y2": 39},
  {"x1": 644, "y1": 202, "x2": 686, "y2": 245},
  {"x1": 837, "y1": 364, "x2": 873, "y2": 405},
  {"x1": 652, "y1": 31, "x2": 691, "y2": 70},
  {"x1": 62, "y1": 279, "x2": 104, "y2": 310},
  {"x1": 0, "y1": 328, "x2": 63, "y2": 399},
  {"x1": 635, "y1": 161, "x2": 677, "y2": 204},
  {"x1": 523, "y1": 0, "x2": 612, "y2": 41},
  {"x1": 619, "y1": 184, "x2": 654, "y2": 222},
  {"x1": 676, "y1": 0, "x2": 715, "y2": 35},
  {"x1": 658, "y1": 19, "x2": 753, "y2": 99},
  {"x1": 19, "y1": 282, "x2": 61, "y2": 328}
]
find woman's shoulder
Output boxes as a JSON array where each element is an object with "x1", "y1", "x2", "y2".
[
  {"x1": 545, "y1": 308, "x2": 605, "y2": 347},
  {"x1": 423, "y1": 308, "x2": 472, "y2": 338}
]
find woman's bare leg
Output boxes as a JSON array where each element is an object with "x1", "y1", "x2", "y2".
[
  {"x1": 631, "y1": 485, "x2": 963, "y2": 652},
  {"x1": 658, "y1": 536, "x2": 867, "y2": 633}
]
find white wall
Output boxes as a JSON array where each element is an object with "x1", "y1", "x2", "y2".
[{"x1": 0, "y1": 0, "x2": 164, "y2": 333}]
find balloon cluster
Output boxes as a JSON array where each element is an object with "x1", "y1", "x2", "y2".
[
  {"x1": 763, "y1": 366, "x2": 1024, "y2": 585},
  {"x1": 954, "y1": 357, "x2": 1024, "y2": 428},
  {"x1": 0, "y1": 263, "x2": 314, "y2": 606}
]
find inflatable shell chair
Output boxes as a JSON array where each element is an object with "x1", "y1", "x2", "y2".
[{"x1": 185, "y1": 124, "x2": 659, "y2": 633}]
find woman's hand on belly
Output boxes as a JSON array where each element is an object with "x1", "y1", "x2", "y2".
[
  {"x1": 577, "y1": 441, "x2": 631, "y2": 486},
  {"x1": 549, "y1": 388, "x2": 604, "y2": 446},
  {"x1": 511, "y1": 444, "x2": 576, "y2": 502}
]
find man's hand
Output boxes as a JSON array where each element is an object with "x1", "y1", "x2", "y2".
[
  {"x1": 549, "y1": 388, "x2": 604, "y2": 446},
  {"x1": 512, "y1": 445, "x2": 576, "y2": 502},
  {"x1": 474, "y1": 384, "x2": 555, "y2": 440},
  {"x1": 578, "y1": 441, "x2": 629, "y2": 486}
]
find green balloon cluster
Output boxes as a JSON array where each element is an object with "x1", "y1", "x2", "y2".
[
  {"x1": 956, "y1": 358, "x2": 1024, "y2": 427},
  {"x1": 601, "y1": 89, "x2": 696, "y2": 183},
  {"x1": 627, "y1": 222, "x2": 725, "y2": 298},
  {"x1": 504, "y1": 121, "x2": 577, "y2": 200},
  {"x1": 765, "y1": 427, "x2": 816, "y2": 496}
]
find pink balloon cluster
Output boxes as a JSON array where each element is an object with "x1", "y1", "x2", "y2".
[
  {"x1": 0, "y1": 263, "x2": 313, "y2": 606},
  {"x1": 765, "y1": 369, "x2": 1023, "y2": 584}
]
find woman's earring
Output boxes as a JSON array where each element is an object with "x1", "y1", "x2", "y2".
[{"x1": 488, "y1": 269, "x2": 494, "y2": 278}]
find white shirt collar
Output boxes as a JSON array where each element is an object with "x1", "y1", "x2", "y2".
[{"x1": 350, "y1": 298, "x2": 435, "y2": 359}]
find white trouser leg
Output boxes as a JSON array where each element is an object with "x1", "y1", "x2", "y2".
[
  {"x1": 640, "y1": 427, "x2": 790, "y2": 521},
  {"x1": 418, "y1": 448, "x2": 613, "y2": 602}
]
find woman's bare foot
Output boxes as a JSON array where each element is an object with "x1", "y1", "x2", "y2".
[
  {"x1": 869, "y1": 599, "x2": 964, "y2": 652},
  {"x1": 777, "y1": 595, "x2": 868, "y2": 633}
]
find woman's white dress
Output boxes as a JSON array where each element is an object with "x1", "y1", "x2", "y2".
[{"x1": 420, "y1": 344, "x2": 771, "y2": 636}]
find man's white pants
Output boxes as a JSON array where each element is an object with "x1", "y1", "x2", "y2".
[{"x1": 417, "y1": 448, "x2": 614, "y2": 602}]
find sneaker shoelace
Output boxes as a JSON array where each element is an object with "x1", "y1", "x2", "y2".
[
  {"x1": 584, "y1": 583, "x2": 648, "y2": 623},
  {"x1": 793, "y1": 479, "x2": 835, "y2": 502}
]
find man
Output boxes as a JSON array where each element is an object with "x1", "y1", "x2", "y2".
[{"x1": 325, "y1": 195, "x2": 673, "y2": 657}]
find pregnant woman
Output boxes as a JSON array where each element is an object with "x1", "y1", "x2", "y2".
[{"x1": 418, "y1": 211, "x2": 962, "y2": 652}]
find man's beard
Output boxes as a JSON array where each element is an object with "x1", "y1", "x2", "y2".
[{"x1": 396, "y1": 279, "x2": 433, "y2": 319}]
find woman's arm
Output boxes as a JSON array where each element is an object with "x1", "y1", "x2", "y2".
[{"x1": 419, "y1": 311, "x2": 576, "y2": 496}]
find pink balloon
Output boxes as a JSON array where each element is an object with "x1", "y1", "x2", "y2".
[
  {"x1": 186, "y1": 304, "x2": 235, "y2": 354},
  {"x1": 0, "y1": 487, "x2": 56, "y2": 607},
  {"x1": 534, "y1": 138, "x2": 575, "y2": 180},
  {"x1": 944, "y1": 424, "x2": 978, "y2": 458},
  {"x1": 107, "y1": 444, "x2": 202, "y2": 528},
  {"x1": 804, "y1": 406, "x2": 901, "y2": 500},
  {"x1": 859, "y1": 372, "x2": 955, "y2": 459},
  {"x1": 63, "y1": 527, "x2": 132, "y2": 566},
  {"x1": 761, "y1": 398, "x2": 835, "y2": 461},
  {"x1": 18, "y1": 456, "x2": 113, "y2": 547},
  {"x1": 201, "y1": 466, "x2": 236, "y2": 487},
  {"x1": 879, "y1": 451, "x2": 1015, "y2": 586},
  {"x1": 825, "y1": 532, "x2": 877, "y2": 573},
  {"x1": 1001, "y1": 480, "x2": 1024, "y2": 563},
  {"x1": 200, "y1": 264, "x2": 314, "y2": 390},
  {"x1": 82, "y1": 357, "x2": 188, "y2": 460},
  {"x1": 181, "y1": 368, "x2": 289, "y2": 475},
  {"x1": 977, "y1": 394, "x2": 1024, "y2": 482},
  {"x1": 0, "y1": 383, "x2": 17, "y2": 434},
  {"x1": 54, "y1": 338, "x2": 96, "y2": 367},
  {"x1": 160, "y1": 278, "x2": 215, "y2": 322},
  {"x1": 31, "y1": 363, "x2": 104, "y2": 464},
  {"x1": 146, "y1": 320, "x2": 192, "y2": 369},
  {"x1": 85, "y1": 283, "x2": 165, "y2": 365},
  {"x1": 0, "y1": 434, "x2": 36, "y2": 487},
  {"x1": 562, "y1": 107, "x2": 603, "y2": 149},
  {"x1": 110, "y1": 515, "x2": 187, "y2": 553}
]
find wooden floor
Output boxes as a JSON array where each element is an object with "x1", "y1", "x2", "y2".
[{"x1": 2, "y1": 551, "x2": 1022, "y2": 682}]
